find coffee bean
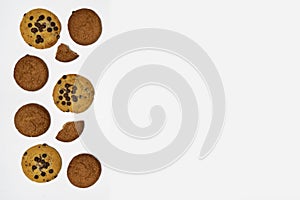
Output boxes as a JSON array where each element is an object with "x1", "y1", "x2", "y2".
[{"x1": 34, "y1": 175, "x2": 39, "y2": 179}]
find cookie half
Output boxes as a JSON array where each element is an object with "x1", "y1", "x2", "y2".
[
  {"x1": 68, "y1": 8, "x2": 102, "y2": 45},
  {"x1": 67, "y1": 154, "x2": 101, "y2": 188},
  {"x1": 21, "y1": 144, "x2": 62, "y2": 183},
  {"x1": 14, "y1": 103, "x2": 51, "y2": 137},
  {"x1": 56, "y1": 121, "x2": 84, "y2": 142},
  {"x1": 14, "y1": 55, "x2": 48, "y2": 91},
  {"x1": 52, "y1": 74, "x2": 95, "y2": 113},
  {"x1": 20, "y1": 8, "x2": 61, "y2": 49},
  {"x1": 55, "y1": 43, "x2": 79, "y2": 62}
]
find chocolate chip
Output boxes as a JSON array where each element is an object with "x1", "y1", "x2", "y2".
[
  {"x1": 54, "y1": 175, "x2": 57, "y2": 178},
  {"x1": 29, "y1": 16, "x2": 34, "y2": 20},
  {"x1": 57, "y1": 80, "x2": 62, "y2": 84},
  {"x1": 45, "y1": 162, "x2": 50, "y2": 169},
  {"x1": 63, "y1": 93, "x2": 69, "y2": 98},
  {"x1": 47, "y1": 16, "x2": 52, "y2": 21},
  {"x1": 23, "y1": 152, "x2": 27, "y2": 156},
  {"x1": 79, "y1": 95, "x2": 83, "y2": 99},
  {"x1": 65, "y1": 83, "x2": 71, "y2": 88},
  {"x1": 40, "y1": 38, "x2": 44, "y2": 43},
  {"x1": 51, "y1": 22, "x2": 56, "y2": 27},
  {"x1": 56, "y1": 35, "x2": 60, "y2": 39},
  {"x1": 42, "y1": 143, "x2": 47, "y2": 146},
  {"x1": 72, "y1": 95, "x2": 78, "y2": 102},
  {"x1": 35, "y1": 39, "x2": 40, "y2": 44},
  {"x1": 41, "y1": 172, "x2": 46, "y2": 177},
  {"x1": 42, "y1": 154, "x2": 47, "y2": 158},
  {"x1": 34, "y1": 157, "x2": 39, "y2": 162},
  {"x1": 31, "y1": 28, "x2": 38, "y2": 33},
  {"x1": 62, "y1": 75, "x2": 67, "y2": 79},
  {"x1": 67, "y1": 102, "x2": 72, "y2": 106},
  {"x1": 28, "y1": 23, "x2": 32, "y2": 28},
  {"x1": 37, "y1": 35, "x2": 41, "y2": 39},
  {"x1": 34, "y1": 175, "x2": 39, "y2": 179},
  {"x1": 66, "y1": 96, "x2": 71, "y2": 101},
  {"x1": 71, "y1": 90, "x2": 76, "y2": 94},
  {"x1": 32, "y1": 166, "x2": 37, "y2": 171},
  {"x1": 38, "y1": 15, "x2": 45, "y2": 21},
  {"x1": 59, "y1": 90, "x2": 64, "y2": 94},
  {"x1": 59, "y1": 96, "x2": 63, "y2": 100},
  {"x1": 49, "y1": 169, "x2": 53, "y2": 174},
  {"x1": 62, "y1": 101, "x2": 66, "y2": 105},
  {"x1": 23, "y1": 13, "x2": 26, "y2": 16},
  {"x1": 47, "y1": 28, "x2": 52, "y2": 32},
  {"x1": 72, "y1": 86, "x2": 77, "y2": 90},
  {"x1": 54, "y1": 26, "x2": 58, "y2": 31},
  {"x1": 66, "y1": 89, "x2": 71, "y2": 93}
]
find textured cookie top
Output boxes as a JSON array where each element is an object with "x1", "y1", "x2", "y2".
[
  {"x1": 68, "y1": 8, "x2": 102, "y2": 45},
  {"x1": 52, "y1": 74, "x2": 95, "y2": 113},
  {"x1": 14, "y1": 103, "x2": 51, "y2": 137},
  {"x1": 56, "y1": 121, "x2": 84, "y2": 142},
  {"x1": 21, "y1": 144, "x2": 62, "y2": 183},
  {"x1": 67, "y1": 154, "x2": 101, "y2": 188},
  {"x1": 20, "y1": 8, "x2": 61, "y2": 49},
  {"x1": 14, "y1": 55, "x2": 48, "y2": 91}
]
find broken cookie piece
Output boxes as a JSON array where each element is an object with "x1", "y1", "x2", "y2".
[
  {"x1": 56, "y1": 121, "x2": 84, "y2": 142},
  {"x1": 55, "y1": 43, "x2": 79, "y2": 62}
]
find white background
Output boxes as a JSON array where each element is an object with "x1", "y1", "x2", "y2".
[{"x1": 1, "y1": 0, "x2": 300, "y2": 199}]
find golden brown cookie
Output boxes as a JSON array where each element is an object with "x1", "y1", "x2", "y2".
[
  {"x1": 14, "y1": 55, "x2": 49, "y2": 91},
  {"x1": 20, "y1": 8, "x2": 61, "y2": 49},
  {"x1": 21, "y1": 144, "x2": 62, "y2": 183},
  {"x1": 56, "y1": 121, "x2": 84, "y2": 142},
  {"x1": 67, "y1": 154, "x2": 101, "y2": 188},
  {"x1": 68, "y1": 8, "x2": 102, "y2": 45},
  {"x1": 52, "y1": 74, "x2": 94, "y2": 113},
  {"x1": 55, "y1": 43, "x2": 79, "y2": 62},
  {"x1": 14, "y1": 103, "x2": 51, "y2": 137}
]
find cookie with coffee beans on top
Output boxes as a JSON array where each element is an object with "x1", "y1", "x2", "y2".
[
  {"x1": 20, "y1": 8, "x2": 61, "y2": 49},
  {"x1": 52, "y1": 74, "x2": 94, "y2": 113}
]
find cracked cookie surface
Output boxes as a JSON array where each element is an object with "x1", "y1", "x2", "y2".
[
  {"x1": 20, "y1": 8, "x2": 61, "y2": 49},
  {"x1": 14, "y1": 103, "x2": 51, "y2": 137},
  {"x1": 21, "y1": 144, "x2": 62, "y2": 183}
]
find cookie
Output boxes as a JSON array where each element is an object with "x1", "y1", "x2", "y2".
[
  {"x1": 20, "y1": 8, "x2": 61, "y2": 49},
  {"x1": 55, "y1": 43, "x2": 79, "y2": 62},
  {"x1": 52, "y1": 74, "x2": 94, "y2": 113},
  {"x1": 14, "y1": 103, "x2": 51, "y2": 137},
  {"x1": 14, "y1": 55, "x2": 49, "y2": 91},
  {"x1": 21, "y1": 144, "x2": 62, "y2": 183},
  {"x1": 67, "y1": 154, "x2": 101, "y2": 188},
  {"x1": 68, "y1": 8, "x2": 102, "y2": 45},
  {"x1": 56, "y1": 121, "x2": 84, "y2": 142}
]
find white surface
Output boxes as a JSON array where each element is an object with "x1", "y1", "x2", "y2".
[{"x1": 1, "y1": 0, "x2": 300, "y2": 199}]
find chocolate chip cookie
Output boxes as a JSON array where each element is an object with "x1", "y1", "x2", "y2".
[
  {"x1": 14, "y1": 103, "x2": 51, "y2": 137},
  {"x1": 56, "y1": 121, "x2": 84, "y2": 142},
  {"x1": 68, "y1": 8, "x2": 102, "y2": 45},
  {"x1": 14, "y1": 55, "x2": 49, "y2": 91},
  {"x1": 55, "y1": 43, "x2": 79, "y2": 62},
  {"x1": 21, "y1": 144, "x2": 62, "y2": 183},
  {"x1": 52, "y1": 74, "x2": 94, "y2": 113},
  {"x1": 20, "y1": 8, "x2": 61, "y2": 49},
  {"x1": 67, "y1": 154, "x2": 101, "y2": 188}
]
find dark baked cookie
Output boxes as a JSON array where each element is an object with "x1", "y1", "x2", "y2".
[
  {"x1": 14, "y1": 55, "x2": 48, "y2": 91},
  {"x1": 67, "y1": 154, "x2": 101, "y2": 188},
  {"x1": 56, "y1": 121, "x2": 84, "y2": 142},
  {"x1": 55, "y1": 43, "x2": 79, "y2": 62},
  {"x1": 52, "y1": 74, "x2": 95, "y2": 113},
  {"x1": 14, "y1": 103, "x2": 51, "y2": 137},
  {"x1": 21, "y1": 143, "x2": 62, "y2": 183},
  {"x1": 20, "y1": 8, "x2": 61, "y2": 49},
  {"x1": 68, "y1": 8, "x2": 102, "y2": 45}
]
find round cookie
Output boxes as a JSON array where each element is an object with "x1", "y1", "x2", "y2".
[
  {"x1": 14, "y1": 103, "x2": 51, "y2": 137},
  {"x1": 68, "y1": 8, "x2": 102, "y2": 45},
  {"x1": 14, "y1": 55, "x2": 48, "y2": 91},
  {"x1": 67, "y1": 154, "x2": 101, "y2": 188},
  {"x1": 52, "y1": 74, "x2": 94, "y2": 113},
  {"x1": 21, "y1": 144, "x2": 62, "y2": 183},
  {"x1": 20, "y1": 8, "x2": 61, "y2": 49}
]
